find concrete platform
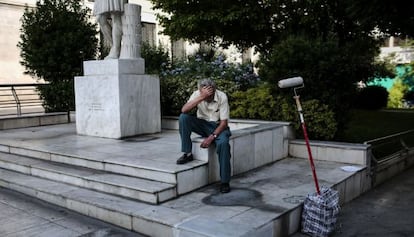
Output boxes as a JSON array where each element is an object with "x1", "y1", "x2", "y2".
[{"x1": 0, "y1": 122, "x2": 370, "y2": 236}]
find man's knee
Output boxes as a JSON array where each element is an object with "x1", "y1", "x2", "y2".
[
  {"x1": 216, "y1": 138, "x2": 230, "y2": 151},
  {"x1": 179, "y1": 113, "x2": 191, "y2": 123}
]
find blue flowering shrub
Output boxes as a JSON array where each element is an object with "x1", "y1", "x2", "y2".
[{"x1": 160, "y1": 53, "x2": 260, "y2": 115}]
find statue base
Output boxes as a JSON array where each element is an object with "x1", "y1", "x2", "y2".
[{"x1": 75, "y1": 59, "x2": 161, "y2": 139}]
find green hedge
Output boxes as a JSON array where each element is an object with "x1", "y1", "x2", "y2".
[
  {"x1": 230, "y1": 84, "x2": 337, "y2": 140},
  {"x1": 354, "y1": 85, "x2": 388, "y2": 110}
]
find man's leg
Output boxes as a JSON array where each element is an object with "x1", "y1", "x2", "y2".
[
  {"x1": 179, "y1": 113, "x2": 213, "y2": 152},
  {"x1": 215, "y1": 129, "x2": 232, "y2": 192},
  {"x1": 178, "y1": 113, "x2": 212, "y2": 164}
]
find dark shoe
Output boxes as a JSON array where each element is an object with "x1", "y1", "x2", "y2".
[
  {"x1": 220, "y1": 183, "x2": 231, "y2": 193},
  {"x1": 176, "y1": 153, "x2": 194, "y2": 164}
]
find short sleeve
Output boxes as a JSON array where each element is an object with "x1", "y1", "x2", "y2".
[{"x1": 219, "y1": 93, "x2": 230, "y2": 120}]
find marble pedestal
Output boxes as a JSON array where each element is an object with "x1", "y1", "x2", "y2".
[{"x1": 75, "y1": 59, "x2": 161, "y2": 139}]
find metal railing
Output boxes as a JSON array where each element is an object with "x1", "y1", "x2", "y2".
[
  {"x1": 0, "y1": 83, "x2": 46, "y2": 116},
  {"x1": 364, "y1": 129, "x2": 414, "y2": 185},
  {"x1": 364, "y1": 129, "x2": 414, "y2": 161}
]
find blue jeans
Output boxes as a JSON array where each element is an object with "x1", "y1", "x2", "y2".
[{"x1": 179, "y1": 113, "x2": 232, "y2": 183}]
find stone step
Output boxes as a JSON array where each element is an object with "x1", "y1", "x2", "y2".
[
  {"x1": 0, "y1": 168, "x2": 255, "y2": 237},
  {"x1": 0, "y1": 168, "x2": 181, "y2": 236},
  {"x1": 0, "y1": 152, "x2": 176, "y2": 204},
  {"x1": 1, "y1": 143, "x2": 208, "y2": 192},
  {"x1": 0, "y1": 112, "x2": 67, "y2": 129}
]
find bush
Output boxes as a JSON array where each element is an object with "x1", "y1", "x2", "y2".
[
  {"x1": 388, "y1": 79, "x2": 408, "y2": 108},
  {"x1": 18, "y1": 0, "x2": 98, "y2": 112},
  {"x1": 38, "y1": 80, "x2": 74, "y2": 112},
  {"x1": 141, "y1": 42, "x2": 170, "y2": 74},
  {"x1": 231, "y1": 85, "x2": 281, "y2": 120},
  {"x1": 230, "y1": 83, "x2": 337, "y2": 140},
  {"x1": 282, "y1": 99, "x2": 338, "y2": 140},
  {"x1": 354, "y1": 85, "x2": 389, "y2": 110}
]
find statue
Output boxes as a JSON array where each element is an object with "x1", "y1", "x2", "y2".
[{"x1": 93, "y1": 0, "x2": 128, "y2": 59}]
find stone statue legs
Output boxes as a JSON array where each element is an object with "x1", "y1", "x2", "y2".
[{"x1": 96, "y1": 12, "x2": 122, "y2": 59}]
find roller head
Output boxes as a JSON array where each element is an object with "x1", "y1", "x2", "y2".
[{"x1": 278, "y1": 76, "x2": 304, "y2": 88}]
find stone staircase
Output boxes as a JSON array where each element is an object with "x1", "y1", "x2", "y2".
[
  {"x1": 0, "y1": 152, "x2": 176, "y2": 204},
  {"x1": 0, "y1": 118, "x2": 291, "y2": 203},
  {"x1": 0, "y1": 120, "x2": 370, "y2": 236}
]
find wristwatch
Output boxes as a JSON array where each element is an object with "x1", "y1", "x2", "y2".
[{"x1": 212, "y1": 133, "x2": 217, "y2": 139}]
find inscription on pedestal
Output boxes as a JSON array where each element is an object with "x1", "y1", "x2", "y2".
[{"x1": 89, "y1": 103, "x2": 103, "y2": 111}]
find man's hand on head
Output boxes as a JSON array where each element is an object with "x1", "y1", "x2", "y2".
[{"x1": 200, "y1": 86, "x2": 214, "y2": 100}]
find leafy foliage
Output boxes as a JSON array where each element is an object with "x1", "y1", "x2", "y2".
[
  {"x1": 141, "y1": 42, "x2": 170, "y2": 74},
  {"x1": 18, "y1": 0, "x2": 98, "y2": 112},
  {"x1": 388, "y1": 79, "x2": 409, "y2": 108},
  {"x1": 348, "y1": 0, "x2": 414, "y2": 38},
  {"x1": 399, "y1": 65, "x2": 414, "y2": 91},
  {"x1": 150, "y1": 0, "x2": 408, "y2": 52},
  {"x1": 386, "y1": 65, "x2": 414, "y2": 108},
  {"x1": 37, "y1": 81, "x2": 75, "y2": 112},
  {"x1": 354, "y1": 86, "x2": 389, "y2": 110},
  {"x1": 230, "y1": 83, "x2": 337, "y2": 140},
  {"x1": 151, "y1": 0, "x2": 274, "y2": 50},
  {"x1": 230, "y1": 85, "x2": 281, "y2": 121},
  {"x1": 284, "y1": 99, "x2": 338, "y2": 141},
  {"x1": 160, "y1": 53, "x2": 259, "y2": 115},
  {"x1": 258, "y1": 36, "x2": 383, "y2": 132},
  {"x1": 151, "y1": 0, "x2": 398, "y2": 139}
]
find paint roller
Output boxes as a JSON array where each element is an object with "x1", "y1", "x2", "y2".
[
  {"x1": 277, "y1": 76, "x2": 304, "y2": 89},
  {"x1": 278, "y1": 76, "x2": 320, "y2": 195}
]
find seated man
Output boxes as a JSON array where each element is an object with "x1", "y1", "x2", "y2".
[{"x1": 176, "y1": 78, "x2": 232, "y2": 193}]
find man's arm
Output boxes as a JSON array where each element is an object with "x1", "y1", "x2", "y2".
[
  {"x1": 213, "y1": 119, "x2": 228, "y2": 136},
  {"x1": 181, "y1": 86, "x2": 214, "y2": 113},
  {"x1": 181, "y1": 96, "x2": 203, "y2": 113},
  {"x1": 200, "y1": 119, "x2": 228, "y2": 148}
]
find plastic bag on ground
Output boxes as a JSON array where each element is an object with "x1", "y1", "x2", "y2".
[{"x1": 301, "y1": 187, "x2": 340, "y2": 237}]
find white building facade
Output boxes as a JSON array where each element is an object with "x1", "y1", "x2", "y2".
[
  {"x1": 379, "y1": 36, "x2": 414, "y2": 64},
  {"x1": 0, "y1": 0, "x2": 257, "y2": 85}
]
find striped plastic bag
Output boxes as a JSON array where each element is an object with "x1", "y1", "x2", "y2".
[{"x1": 301, "y1": 187, "x2": 340, "y2": 237}]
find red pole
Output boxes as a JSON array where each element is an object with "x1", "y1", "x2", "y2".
[{"x1": 294, "y1": 95, "x2": 321, "y2": 195}]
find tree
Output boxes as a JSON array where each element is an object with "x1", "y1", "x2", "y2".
[
  {"x1": 388, "y1": 79, "x2": 408, "y2": 108},
  {"x1": 151, "y1": 0, "x2": 398, "y2": 51},
  {"x1": 18, "y1": 0, "x2": 98, "y2": 112},
  {"x1": 150, "y1": 0, "x2": 397, "y2": 138},
  {"x1": 348, "y1": 0, "x2": 414, "y2": 38},
  {"x1": 151, "y1": 0, "x2": 274, "y2": 51}
]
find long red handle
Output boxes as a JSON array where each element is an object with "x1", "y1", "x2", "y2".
[
  {"x1": 294, "y1": 95, "x2": 320, "y2": 195},
  {"x1": 301, "y1": 122, "x2": 321, "y2": 195}
]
